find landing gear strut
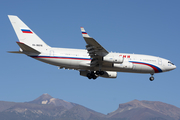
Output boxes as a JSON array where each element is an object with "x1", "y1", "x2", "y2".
[{"x1": 149, "y1": 74, "x2": 154, "y2": 81}]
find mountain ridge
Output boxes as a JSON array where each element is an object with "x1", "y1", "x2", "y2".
[
  {"x1": 0, "y1": 94, "x2": 180, "y2": 120},
  {"x1": 108, "y1": 99, "x2": 180, "y2": 120},
  {"x1": 28, "y1": 93, "x2": 77, "y2": 110}
]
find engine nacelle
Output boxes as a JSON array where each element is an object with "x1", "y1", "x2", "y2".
[
  {"x1": 80, "y1": 70, "x2": 89, "y2": 77},
  {"x1": 103, "y1": 55, "x2": 124, "y2": 64},
  {"x1": 113, "y1": 62, "x2": 133, "y2": 69},
  {"x1": 100, "y1": 71, "x2": 117, "y2": 78}
]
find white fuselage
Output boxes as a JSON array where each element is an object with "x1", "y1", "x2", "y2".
[
  {"x1": 29, "y1": 47, "x2": 175, "y2": 74},
  {"x1": 8, "y1": 15, "x2": 176, "y2": 80}
]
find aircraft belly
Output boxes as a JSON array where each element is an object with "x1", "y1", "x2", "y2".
[
  {"x1": 33, "y1": 57, "x2": 69, "y2": 66},
  {"x1": 32, "y1": 57, "x2": 91, "y2": 69},
  {"x1": 133, "y1": 64, "x2": 154, "y2": 73},
  {"x1": 140, "y1": 65, "x2": 154, "y2": 73}
]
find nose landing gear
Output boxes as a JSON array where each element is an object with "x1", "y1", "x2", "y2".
[{"x1": 149, "y1": 74, "x2": 154, "y2": 81}]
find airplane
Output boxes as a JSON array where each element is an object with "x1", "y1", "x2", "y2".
[{"x1": 8, "y1": 15, "x2": 176, "y2": 81}]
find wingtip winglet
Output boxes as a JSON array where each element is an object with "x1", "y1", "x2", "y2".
[{"x1": 80, "y1": 27, "x2": 90, "y2": 38}]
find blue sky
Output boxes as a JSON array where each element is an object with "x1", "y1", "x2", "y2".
[{"x1": 1, "y1": 0, "x2": 180, "y2": 114}]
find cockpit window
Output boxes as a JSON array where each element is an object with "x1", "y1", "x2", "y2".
[{"x1": 168, "y1": 61, "x2": 174, "y2": 65}]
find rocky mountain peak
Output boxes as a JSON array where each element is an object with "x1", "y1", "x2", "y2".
[
  {"x1": 40, "y1": 93, "x2": 53, "y2": 99},
  {"x1": 28, "y1": 93, "x2": 53, "y2": 105},
  {"x1": 108, "y1": 100, "x2": 180, "y2": 120},
  {"x1": 118, "y1": 99, "x2": 143, "y2": 110},
  {"x1": 28, "y1": 94, "x2": 76, "y2": 110}
]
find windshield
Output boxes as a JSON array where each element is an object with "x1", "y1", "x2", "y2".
[{"x1": 168, "y1": 61, "x2": 174, "y2": 65}]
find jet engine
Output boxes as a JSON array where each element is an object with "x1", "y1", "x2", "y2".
[
  {"x1": 100, "y1": 71, "x2": 117, "y2": 78},
  {"x1": 80, "y1": 70, "x2": 90, "y2": 77},
  {"x1": 113, "y1": 62, "x2": 133, "y2": 69},
  {"x1": 103, "y1": 55, "x2": 124, "y2": 64}
]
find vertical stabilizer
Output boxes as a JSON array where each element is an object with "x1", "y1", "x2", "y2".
[{"x1": 8, "y1": 15, "x2": 50, "y2": 52}]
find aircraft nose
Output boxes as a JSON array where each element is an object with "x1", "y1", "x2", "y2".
[
  {"x1": 164, "y1": 64, "x2": 176, "y2": 72},
  {"x1": 169, "y1": 65, "x2": 176, "y2": 71},
  {"x1": 173, "y1": 65, "x2": 177, "y2": 69}
]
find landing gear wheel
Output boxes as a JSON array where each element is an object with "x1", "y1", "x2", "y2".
[
  {"x1": 95, "y1": 71, "x2": 100, "y2": 75},
  {"x1": 92, "y1": 75, "x2": 97, "y2": 80},
  {"x1": 149, "y1": 73, "x2": 154, "y2": 81},
  {"x1": 149, "y1": 77, "x2": 154, "y2": 81},
  {"x1": 87, "y1": 71, "x2": 97, "y2": 80},
  {"x1": 87, "y1": 73, "x2": 92, "y2": 79},
  {"x1": 95, "y1": 71, "x2": 104, "y2": 76},
  {"x1": 99, "y1": 71, "x2": 104, "y2": 75}
]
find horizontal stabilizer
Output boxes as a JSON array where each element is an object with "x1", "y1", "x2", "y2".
[
  {"x1": 8, "y1": 51, "x2": 23, "y2": 54},
  {"x1": 16, "y1": 42, "x2": 40, "y2": 54}
]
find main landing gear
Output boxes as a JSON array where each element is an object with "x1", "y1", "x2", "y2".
[
  {"x1": 87, "y1": 71, "x2": 104, "y2": 80},
  {"x1": 149, "y1": 74, "x2": 154, "y2": 81}
]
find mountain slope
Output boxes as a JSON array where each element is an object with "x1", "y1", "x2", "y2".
[
  {"x1": 0, "y1": 94, "x2": 105, "y2": 120},
  {"x1": 108, "y1": 100, "x2": 180, "y2": 120},
  {"x1": 0, "y1": 94, "x2": 180, "y2": 120},
  {"x1": 0, "y1": 101, "x2": 16, "y2": 112},
  {"x1": 60, "y1": 104, "x2": 106, "y2": 120}
]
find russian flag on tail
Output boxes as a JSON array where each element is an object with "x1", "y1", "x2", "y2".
[{"x1": 21, "y1": 29, "x2": 33, "y2": 34}]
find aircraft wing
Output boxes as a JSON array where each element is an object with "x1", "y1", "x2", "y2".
[{"x1": 81, "y1": 27, "x2": 109, "y2": 66}]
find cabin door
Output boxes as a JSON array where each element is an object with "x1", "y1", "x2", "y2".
[
  {"x1": 158, "y1": 58, "x2": 162, "y2": 65},
  {"x1": 50, "y1": 50, "x2": 54, "y2": 56}
]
